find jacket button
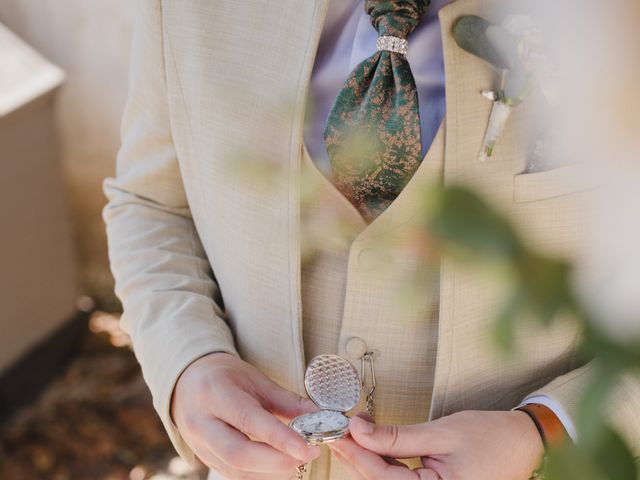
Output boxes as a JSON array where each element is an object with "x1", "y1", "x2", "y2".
[{"x1": 345, "y1": 336, "x2": 368, "y2": 359}]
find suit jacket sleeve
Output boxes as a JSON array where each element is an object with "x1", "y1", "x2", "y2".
[
  {"x1": 525, "y1": 361, "x2": 640, "y2": 455},
  {"x1": 102, "y1": 0, "x2": 239, "y2": 465}
]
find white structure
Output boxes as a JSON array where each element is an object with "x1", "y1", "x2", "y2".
[{"x1": 0, "y1": 23, "x2": 78, "y2": 375}]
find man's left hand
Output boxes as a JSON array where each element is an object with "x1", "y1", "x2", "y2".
[{"x1": 329, "y1": 410, "x2": 544, "y2": 480}]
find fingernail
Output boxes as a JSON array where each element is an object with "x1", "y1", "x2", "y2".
[{"x1": 351, "y1": 416, "x2": 374, "y2": 434}]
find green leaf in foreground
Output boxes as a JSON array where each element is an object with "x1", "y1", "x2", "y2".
[
  {"x1": 545, "y1": 427, "x2": 639, "y2": 480},
  {"x1": 425, "y1": 184, "x2": 640, "y2": 479},
  {"x1": 427, "y1": 186, "x2": 523, "y2": 260},
  {"x1": 493, "y1": 286, "x2": 526, "y2": 353},
  {"x1": 517, "y1": 252, "x2": 574, "y2": 326}
]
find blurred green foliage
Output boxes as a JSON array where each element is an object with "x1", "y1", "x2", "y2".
[
  {"x1": 426, "y1": 185, "x2": 640, "y2": 479},
  {"x1": 450, "y1": 15, "x2": 640, "y2": 477}
]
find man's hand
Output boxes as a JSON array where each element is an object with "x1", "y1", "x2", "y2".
[
  {"x1": 330, "y1": 410, "x2": 544, "y2": 480},
  {"x1": 171, "y1": 352, "x2": 321, "y2": 479}
]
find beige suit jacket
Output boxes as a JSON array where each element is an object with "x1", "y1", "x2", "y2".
[{"x1": 103, "y1": 0, "x2": 640, "y2": 475}]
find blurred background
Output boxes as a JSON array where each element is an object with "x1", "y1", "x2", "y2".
[{"x1": 0, "y1": 2, "x2": 204, "y2": 479}]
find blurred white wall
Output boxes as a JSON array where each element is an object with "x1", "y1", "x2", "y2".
[
  {"x1": 0, "y1": 24, "x2": 77, "y2": 373},
  {"x1": 0, "y1": 1, "x2": 136, "y2": 304}
]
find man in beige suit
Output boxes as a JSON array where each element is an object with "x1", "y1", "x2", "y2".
[{"x1": 103, "y1": 0, "x2": 640, "y2": 479}]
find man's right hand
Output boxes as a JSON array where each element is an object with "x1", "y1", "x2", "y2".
[{"x1": 171, "y1": 352, "x2": 321, "y2": 479}]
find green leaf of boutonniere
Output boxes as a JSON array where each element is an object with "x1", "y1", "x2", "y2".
[
  {"x1": 453, "y1": 15, "x2": 529, "y2": 105},
  {"x1": 453, "y1": 16, "x2": 512, "y2": 71}
]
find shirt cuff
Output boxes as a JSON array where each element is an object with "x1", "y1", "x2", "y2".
[{"x1": 516, "y1": 395, "x2": 578, "y2": 442}]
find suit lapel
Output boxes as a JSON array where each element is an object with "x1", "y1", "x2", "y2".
[{"x1": 286, "y1": 0, "x2": 331, "y2": 385}]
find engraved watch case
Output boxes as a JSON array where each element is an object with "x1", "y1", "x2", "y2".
[{"x1": 289, "y1": 354, "x2": 361, "y2": 445}]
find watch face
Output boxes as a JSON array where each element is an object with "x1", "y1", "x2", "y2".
[{"x1": 290, "y1": 411, "x2": 349, "y2": 444}]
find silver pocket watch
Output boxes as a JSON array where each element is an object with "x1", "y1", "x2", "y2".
[{"x1": 289, "y1": 354, "x2": 361, "y2": 445}]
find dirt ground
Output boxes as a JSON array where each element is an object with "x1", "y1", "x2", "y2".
[{"x1": 0, "y1": 312, "x2": 207, "y2": 480}]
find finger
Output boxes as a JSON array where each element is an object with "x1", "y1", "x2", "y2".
[
  {"x1": 414, "y1": 468, "x2": 441, "y2": 480},
  {"x1": 211, "y1": 462, "x2": 296, "y2": 480},
  {"x1": 333, "y1": 444, "x2": 405, "y2": 477},
  {"x1": 259, "y1": 379, "x2": 319, "y2": 420},
  {"x1": 352, "y1": 414, "x2": 402, "y2": 467},
  {"x1": 210, "y1": 456, "x2": 296, "y2": 480},
  {"x1": 192, "y1": 438, "x2": 298, "y2": 480},
  {"x1": 217, "y1": 391, "x2": 320, "y2": 463},
  {"x1": 353, "y1": 411, "x2": 374, "y2": 423},
  {"x1": 420, "y1": 457, "x2": 446, "y2": 475},
  {"x1": 190, "y1": 438, "x2": 226, "y2": 472},
  {"x1": 329, "y1": 437, "x2": 417, "y2": 480},
  {"x1": 199, "y1": 418, "x2": 303, "y2": 473},
  {"x1": 349, "y1": 416, "x2": 438, "y2": 458},
  {"x1": 332, "y1": 448, "x2": 366, "y2": 480}
]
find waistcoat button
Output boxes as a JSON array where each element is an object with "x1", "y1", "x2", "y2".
[{"x1": 345, "y1": 336, "x2": 368, "y2": 359}]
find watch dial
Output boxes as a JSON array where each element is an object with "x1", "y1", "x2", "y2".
[{"x1": 291, "y1": 410, "x2": 348, "y2": 436}]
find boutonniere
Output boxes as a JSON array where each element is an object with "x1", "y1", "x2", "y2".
[{"x1": 453, "y1": 15, "x2": 551, "y2": 161}]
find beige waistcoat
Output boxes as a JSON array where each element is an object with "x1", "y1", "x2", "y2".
[
  {"x1": 102, "y1": 1, "x2": 640, "y2": 479},
  {"x1": 298, "y1": 126, "x2": 444, "y2": 478}
]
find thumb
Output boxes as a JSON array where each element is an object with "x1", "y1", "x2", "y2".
[
  {"x1": 349, "y1": 416, "x2": 436, "y2": 458},
  {"x1": 259, "y1": 379, "x2": 318, "y2": 420}
]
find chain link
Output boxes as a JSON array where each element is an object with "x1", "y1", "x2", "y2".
[
  {"x1": 360, "y1": 352, "x2": 376, "y2": 418},
  {"x1": 296, "y1": 463, "x2": 307, "y2": 480}
]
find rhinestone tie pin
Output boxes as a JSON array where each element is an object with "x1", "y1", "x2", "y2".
[{"x1": 376, "y1": 35, "x2": 409, "y2": 55}]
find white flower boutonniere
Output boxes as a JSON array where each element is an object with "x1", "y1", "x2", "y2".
[{"x1": 454, "y1": 15, "x2": 550, "y2": 162}]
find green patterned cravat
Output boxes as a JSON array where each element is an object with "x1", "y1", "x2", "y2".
[{"x1": 324, "y1": 0, "x2": 429, "y2": 222}]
